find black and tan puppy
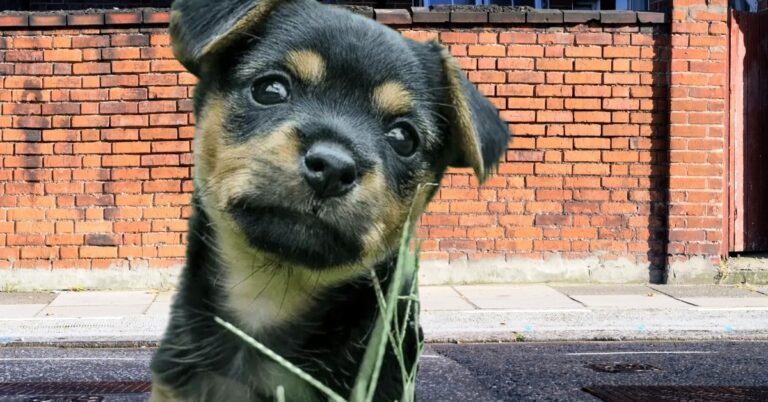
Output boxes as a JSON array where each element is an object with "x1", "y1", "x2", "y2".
[{"x1": 150, "y1": 0, "x2": 510, "y2": 400}]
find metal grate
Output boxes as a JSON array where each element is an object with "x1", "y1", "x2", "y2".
[
  {"x1": 22, "y1": 397, "x2": 103, "y2": 402},
  {"x1": 583, "y1": 385, "x2": 768, "y2": 402},
  {"x1": 584, "y1": 363, "x2": 661, "y2": 373},
  {"x1": 0, "y1": 382, "x2": 151, "y2": 395}
]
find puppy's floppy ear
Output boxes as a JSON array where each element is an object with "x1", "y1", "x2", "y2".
[
  {"x1": 432, "y1": 42, "x2": 510, "y2": 183},
  {"x1": 169, "y1": 0, "x2": 287, "y2": 75}
]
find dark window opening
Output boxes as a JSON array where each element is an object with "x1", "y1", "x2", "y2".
[{"x1": 0, "y1": 0, "x2": 650, "y2": 13}]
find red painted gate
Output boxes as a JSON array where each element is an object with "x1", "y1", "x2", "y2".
[{"x1": 728, "y1": 11, "x2": 768, "y2": 252}]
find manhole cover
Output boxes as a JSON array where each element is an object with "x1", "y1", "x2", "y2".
[
  {"x1": 0, "y1": 382, "x2": 150, "y2": 402},
  {"x1": 585, "y1": 363, "x2": 661, "y2": 373},
  {"x1": 583, "y1": 385, "x2": 768, "y2": 402}
]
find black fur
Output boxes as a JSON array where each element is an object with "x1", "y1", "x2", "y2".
[
  {"x1": 152, "y1": 198, "x2": 417, "y2": 400},
  {"x1": 152, "y1": 0, "x2": 510, "y2": 400}
]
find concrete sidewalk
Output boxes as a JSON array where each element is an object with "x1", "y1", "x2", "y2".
[{"x1": 1, "y1": 284, "x2": 767, "y2": 344}]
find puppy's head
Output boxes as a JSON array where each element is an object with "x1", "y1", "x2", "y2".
[{"x1": 172, "y1": 0, "x2": 510, "y2": 271}]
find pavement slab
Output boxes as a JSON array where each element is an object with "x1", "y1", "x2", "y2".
[
  {"x1": 453, "y1": 284, "x2": 584, "y2": 310},
  {"x1": 682, "y1": 297, "x2": 768, "y2": 308},
  {"x1": 569, "y1": 294, "x2": 690, "y2": 309},
  {"x1": 144, "y1": 302, "x2": 171, "y2": 316},
  {"x1": 154, "y1": 292, "x2": 176, "y2": 303},
  {"x1": 50, "y1": 291, "x2": 156, "y2": 307},
  {"x1": 419, "y1": 286, "x2": 476, "y2": 311},
  {"x1": 0, "y1": 305, "x2": 46, "y2": 319},
  {"x1": 0, "y1": 292, "x2": 56, "y2": 305},
  {"x1": 649, "y1": 285, "x2": 765, "y2": 298},
  {"x1": 551, "y1": 285, "x2": 654, "y2": 296},
  {"x1": 38, "y1": 305, "x2": 150, "y2": 318}
]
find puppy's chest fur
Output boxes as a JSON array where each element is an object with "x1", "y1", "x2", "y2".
[{"x1": 151, "y1": 204, "x2": 411, "y2": 401}]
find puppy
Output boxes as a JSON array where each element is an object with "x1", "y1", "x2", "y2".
[{"x1": 150, "y1": 0, "x2": 511, "y2": 400}]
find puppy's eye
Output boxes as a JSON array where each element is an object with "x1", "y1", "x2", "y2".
[
  {"x1": 385, "y1": 123, "x2": 418, "y2": 157},
  {"x1": 251, "y1": 75, "x2": 290, "y2": 106}
]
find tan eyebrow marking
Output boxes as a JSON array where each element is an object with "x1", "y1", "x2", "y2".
[
  {"x1": 284, "y1": 49, "x2": 326, "y2": 85},
  {"x1": 372, "y1": 81, "x2": 413, "y2": 116}
]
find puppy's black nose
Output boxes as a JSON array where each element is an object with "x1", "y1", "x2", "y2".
[{"x1": 301, "y1": 142, "x2": 357, "y2": 198}]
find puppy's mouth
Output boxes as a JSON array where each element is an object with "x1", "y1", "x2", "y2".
[{"x1": 227, "y1": 200, "x2": 362, "y2": 270}]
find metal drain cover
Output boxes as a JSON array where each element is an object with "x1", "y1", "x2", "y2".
[
  {"x1": 0, "y1": 382, "x2": 150, "y2": 402},
  {"x1": 585, "y1": 363, "x2": 660, "y2": 373},
  {"x1": 583, "y1": 385, "x2": 768, "y2": 402}
]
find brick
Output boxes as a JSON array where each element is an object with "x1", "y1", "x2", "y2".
[
  {"x1": 111, "y1": 115, "x2": 148, "y2": 127},
  {"x1": 5, "y1": 50, "x2": 43, "y2": 62},
  {"x1": 565, "y1": 98, "x2": 601, "y2": 110},
  {"x1": 375, "y1": 9, "x2": 411, "y2": 25},
  {"x1": 102, "y1": 47, "x2": 141, "y2": 60},
  {"x1": 102, "y1": 74, "x2": 140, "y2": 88},
  {"x1": 637, "y1": 12, "x2": 666, "y2": 24},
  {"x1": 72, "y1": 115, "x2": 109, "y2": 128},
  {"x1": 604, "y1": 46, "x2": 641, "y2": 58},
  {"x1": 112, "y1": 60, "x2": 150, "y2": 73},
  {"x1": 80, "y1": 246, "x2": 118, "y2": 258},
  {"x1": 574, "y1": 59, "x2": 612, "y2": 71},
  {"x1": 536, "y1": 59, "x2": 573, "y2": 71},
  {"x1": 14, "y1": 36, "x2": 53, "y2": 48},
  {"x1": 468, "y1": 45, "x2": 506, "y2": 57},
  {"x1": 411, "y1": 7, "x2": 449, "y2": 23},
  {"x1": 450, "y1": 10, "x2": 488, "y2": 23},
  {"x1": 563, "y1": 10, "x2": 599, "y2": 23},
  {"x1": 600, "y1": 11, "x2": 637, "y2": 24},
  {"x1": 143, "y1": 10, "x2": 171, "y2": 24},
  {"x1": 526, "y1": 9, "x2": 563, "y2": 23},
  {"x1": 499, "y1": 32, "x2": 536, "y2": 44},
  {"x1": 150, "y1": 60, "x2": 185, "y2": 72},
  {"x1": 0, "y1": 14, "x2": 28, "y2": 27},
  {"x1": 30, "y1": 14, "x2": 66, "y2": 26},
  {"x1": 564, "y1": 72, "x2": 602, "y2": 84},
  {"x1": 109, "y1": 88, "x2": 147, "y2": 100},
  {"x1": 111, "y1": 34, "x2": 149, "y2": 47},
  {"x1": 43, "y1": 76, "x2": 81, "y2": 88},
  {"x1": 148, "y1": 86, "x2": 187, "y2": 99},
  {"x1": 575, "y1": 33, "x2": 612, "y2": 45},
  {"x1": 105, "y1": 11, "x2": 142, "y2": 25},
  {"x1": 489, "y1": 11, "x2": 525, "y2": 23},
  {"x1": 44, "y1": 49, "x2": 82, "y2": 62},
  {"x1": 67, "y1": 14, "x2": 104, "y2": 26}
]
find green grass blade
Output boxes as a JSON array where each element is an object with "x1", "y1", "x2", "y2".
[
  {"x1": 214, "y1": 316, "x2": 347, "y2": 402},
  {"x1": 350, "y1": 184, "x2": 431, "y2": 402}
]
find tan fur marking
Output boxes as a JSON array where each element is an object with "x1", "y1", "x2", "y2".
[
  {"x1": 284, "y1": 49, "x2": 326, "y2": 85},
  {"x1": 437, "y1": 44, "x2": 485, "y2": 180},
  {"x1": 195, "y1": 96, "x2": 226, "y2": 183},
  {"x1": 372, "y1": 81, "x2": 413, "y2": 116}
]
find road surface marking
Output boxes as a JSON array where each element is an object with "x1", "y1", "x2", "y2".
[
  {"x1": 565, "y1": 351, "x2": 715, "y2": 356},
  {"x1": 0, "y1": 357, "x2": 150, "y2": 361},
  {"x1": 461, "y1": 309, "x2": 591, "y2": 314}
]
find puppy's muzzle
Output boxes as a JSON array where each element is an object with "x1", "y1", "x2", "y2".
[{"x1": 301, "y1": 141, "x2": 358, "y2": 198}]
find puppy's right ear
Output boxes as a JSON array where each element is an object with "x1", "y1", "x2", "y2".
[{"x1": 169, "y1": 0, "x2": 286, "y2": 75}]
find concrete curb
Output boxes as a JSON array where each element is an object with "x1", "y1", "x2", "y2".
[{"x1": 2, "y1": 307, "x2": 767, "y2": 345}]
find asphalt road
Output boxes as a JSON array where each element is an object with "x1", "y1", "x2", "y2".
[{"x1": 0, "y1": 341, "x2": 766, "y2": 401}]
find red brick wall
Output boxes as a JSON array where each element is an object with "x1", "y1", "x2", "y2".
[
  {"x1": 0, "y1": 9, "x2": 727, "y2": 280},
  {"x1": 406, "y1": 25, "x2": 671, "y2": 275},
  {"x1": 667, "y1": 0, "x2": 728, "y2": 268}
]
